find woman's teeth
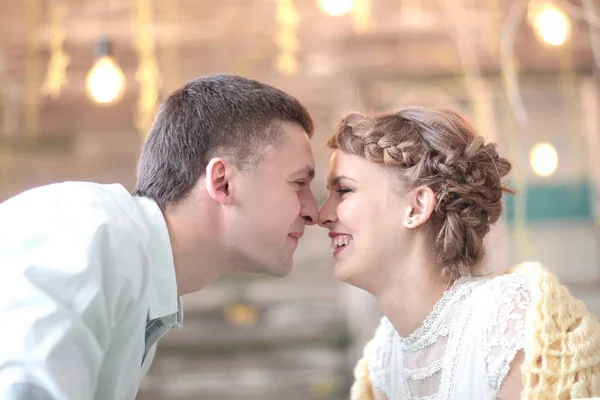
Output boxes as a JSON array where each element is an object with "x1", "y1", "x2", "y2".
[{"x1": 331, "y1": 235, "x2": 353, "y2": 249}]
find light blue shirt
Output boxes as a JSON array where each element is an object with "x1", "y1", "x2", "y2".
[{"x1": 0, "y1": 182, "x2": 182, "y2": 400}]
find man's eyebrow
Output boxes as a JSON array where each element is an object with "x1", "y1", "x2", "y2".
[{"x1": 290, "y1": 166, "x2": 315, "y2": 179}]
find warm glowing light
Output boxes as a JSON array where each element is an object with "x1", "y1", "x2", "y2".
[
  {"x1": 223, "y1": 303, "x2": 259, "y2": 326},
  {"x1": 85, "y1": 39, "x2": 125, "y2": 105},
  {"x1": 532, "y1": 4, "x2": 571, "y2": 46},
  {"x1": 530, "y1": 142, "x2": 558, "y2": 177},
  {"x1": 318, "y1": 0, "x2": 354, "y2": 16},
  {"x1": 85, "y1": 56, "x2": 126, "y2": 104}
]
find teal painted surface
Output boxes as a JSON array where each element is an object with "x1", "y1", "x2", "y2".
[{"x1": 503, "y1": 180, "x2": 593, "y2": 223}]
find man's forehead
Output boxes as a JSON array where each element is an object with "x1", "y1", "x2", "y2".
[{"x1": 280, "y1": 140, "x2": 315, "y2": 174}]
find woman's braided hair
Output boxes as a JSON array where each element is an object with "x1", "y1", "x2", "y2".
[{"x1": 327, "y1": 107, "x2": 515, "y2": 281}]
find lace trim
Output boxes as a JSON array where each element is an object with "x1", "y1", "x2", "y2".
[
  {"x1": 368, "y1": 317, "x2": 395, "y2": 398},
  {"x1": 480, "y1": 274, "x2": 531, "y2": 390},
  {"x1": 400, "y1": 276, "x2": 471, "y2": 348},
  {"x1": 409, "y1": 324, "x2": 450, "y2": 352},
  {"x1": 436, "y1": 283, "x2": 475, "y2": 399},
  {"x1": 406, "y1": 358, "x2": 444, "y2": 381},
  {"x1": 416, "y1": 395, "x2": 439, "y2": 400}
]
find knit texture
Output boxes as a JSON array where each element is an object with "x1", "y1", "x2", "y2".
[
  {"x1": 350, "y1": 338, "x2": 375, "y2": 400},
  {"x1": 510, "y1": 262, "x2": 600, "y2": 399}
]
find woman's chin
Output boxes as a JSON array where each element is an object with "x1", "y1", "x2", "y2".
[{"x1": 334, "y1": 259, "x2": 359, "y2": 286}]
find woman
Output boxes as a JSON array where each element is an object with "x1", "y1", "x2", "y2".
[{"x1": 318, "y1": 107, "x2": 600, "y2": 399}]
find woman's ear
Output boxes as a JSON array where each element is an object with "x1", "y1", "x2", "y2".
[{"x1": 404, "y1": 186, "x2": 436, "y2": 228}]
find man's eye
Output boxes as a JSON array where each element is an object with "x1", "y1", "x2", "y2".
[
  {"x1": 336, "y1": 187, "x2": 352, "y2": 195},
  {"x1": 295, "y1": 181, "x2": 307, "y2": 187}
]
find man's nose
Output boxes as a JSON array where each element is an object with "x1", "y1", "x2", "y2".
[{"x1": 300, "y1": 189, "x2": 318, "y2": 225}]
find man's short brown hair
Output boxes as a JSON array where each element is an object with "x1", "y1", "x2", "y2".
[{"x1": 133, "y1": 74, "x2": 314, "y2": 206}]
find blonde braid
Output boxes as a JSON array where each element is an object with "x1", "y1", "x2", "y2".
[{"x1": 340, "y1": 113, "x2": 420, "y2": 169}]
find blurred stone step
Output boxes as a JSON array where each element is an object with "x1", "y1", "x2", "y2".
[
  {"x1": 162, "y1": 299, "x2": 348, "y2": 349},
  {"x1": 138, "y1": 347, "x2": 353, "y2": 400}
]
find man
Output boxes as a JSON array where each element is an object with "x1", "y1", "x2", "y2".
[{"x1": 0, "y1": 74, "x2": 319, "y2": 399}]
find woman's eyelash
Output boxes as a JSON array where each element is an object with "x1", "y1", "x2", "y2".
[{"x1": 336, "y1": 187, "x2": 352, "y2": 194}]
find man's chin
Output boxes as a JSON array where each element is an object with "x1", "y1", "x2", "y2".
[
  {"x1": 264, "y1": 256, "x2": 295, "y2": 277},
  {"x1": 239, "y1": 258, "x2": 293, "y2": 278},
  {"x1": 268, "y1": 262, "x2": 294, "y2": 278}
]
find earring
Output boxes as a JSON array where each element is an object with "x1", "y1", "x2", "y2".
[{"x1": 407, "y1": 218, "x2": 413, "y2": 225}]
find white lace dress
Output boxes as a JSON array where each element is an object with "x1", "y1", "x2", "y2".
[{"x1": 368, "y1": 273, "x2": 531, "y2": 400}]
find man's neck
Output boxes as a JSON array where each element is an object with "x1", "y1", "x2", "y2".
[{"x1": 163, "y1": 206, "x2": 229, "y2": 297}]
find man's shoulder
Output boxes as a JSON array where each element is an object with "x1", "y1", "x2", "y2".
[
  {"x1": 0, "y1": 182, "x2": 152, "y2": 286},
  {"x1": 1, "y1": 181, "x2": 135, "y2": 218},
  {"x1": 3, "y1": 181, "x2": 130, "y2": 205},
  {"x1": 0, "y1": 181, "x2": 150, "y2": 245}
]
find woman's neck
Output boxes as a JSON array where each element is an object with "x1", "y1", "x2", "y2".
[{"x1": 374, "y1": 260, "x2": 451, "y2": 338}]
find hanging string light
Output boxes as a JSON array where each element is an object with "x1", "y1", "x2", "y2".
[
  {"x1": 85, "y1": 38, "x2": 126, "y2": 104},
  {"x1": 157, "y1": 0, "x2": 181, "y2": 93},
  {"x1": 41, "y1": 0, "x2": 69, "y2": 99},
  {"x1": 530, "y1": 142, "x2": 559, "y2": 177},
  {"x1": 528, "y1": 1, "x2": 571, "y2": 46},
  {"x1": 580, "y1": 79, "x2": 600, "y2": 228},
  {"x1": 437, "y1": 0, "x2": 494, "y2": 141},
  {"x1": 318, "y1": 0, "x2": 354, "y2": 16},
  {"x1": 24, "y1": 0, "x2": 43, "y2": 137},
  {"x1": 0, "y1": 52, "x2": 3, "y2": 138},
  {"x1": 0, "y1": 50, "x2": 8, "y2": 186},
  {"x1": 501, "y1": 98, "x2": 536, "y2": 260},
  {"x1": 274, "y1": 0, "x2": 299, "y2": 76},
  {"x1": 351, "y1": 0, "x2": 371, "y2": 33},
  {"x1": 132, "y1": 0, "x2": 161, "y2": 138},
  {"x1": 500, "y1": 0, "x2": 529, "y2": 128}
]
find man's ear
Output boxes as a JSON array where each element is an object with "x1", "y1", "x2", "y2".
[
  {"x1": 404, "y1": 186, "x2": 436, "y2": 229},
  {"x1": 205, "y1": 158, "x2": 234, "y2": 205}
]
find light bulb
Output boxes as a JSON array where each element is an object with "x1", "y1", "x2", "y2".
[
  {"x1": 532, "y1": 4, "x2": 570, "y2": 46},
  {"x1": 318, "y1": 0, "x2": 354, "y2": 16},
  {"x1": 530, "y1": 142, "x2": 558, "y2": 177},
  {"x1": 85, "y1": 48, "x2": 126, "y2": 105}
]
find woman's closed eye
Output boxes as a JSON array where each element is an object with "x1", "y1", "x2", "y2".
[{"x1": 336, "y1": 187, "x2": 353, "y2": 196}]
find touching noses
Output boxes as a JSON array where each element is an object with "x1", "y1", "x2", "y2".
[
  {"x1": 318, "y1": 195, "x2": 337, "y2": 228},
  {"x1": 299, "y1": 188, "x2": 318, "y2": 225}
]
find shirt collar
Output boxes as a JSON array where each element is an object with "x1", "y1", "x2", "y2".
[{"x1": 133, "y1": 195, "x2": 181, "y2": 322}]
